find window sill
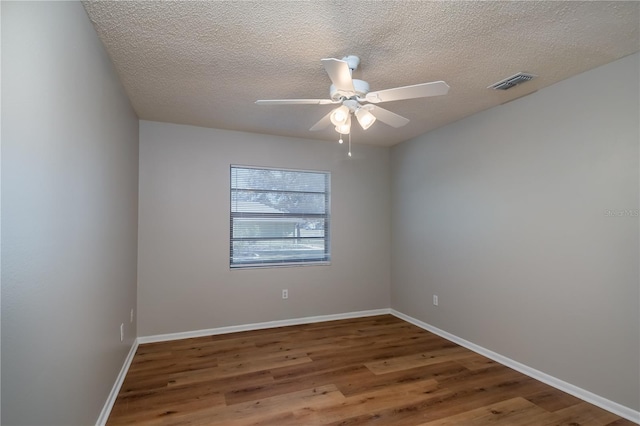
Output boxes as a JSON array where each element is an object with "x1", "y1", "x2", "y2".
[{"x1": 230, "y1": 261, "x2": 331, "y2": 270}]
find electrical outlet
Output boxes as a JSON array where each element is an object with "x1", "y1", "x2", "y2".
[
  {"x1": 130, "y1": 308, "x2": 134, "y2": 323},
  {"x1": 282, "y1": 289, "x2": 288, "y2": 299},
  {"x1": 433, "y1": 295, "x2": 439, "y2": 306},
  {"x1": 120, "y1": 323, "x2": 124, "y2": 342}
]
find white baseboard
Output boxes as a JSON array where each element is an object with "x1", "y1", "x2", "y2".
[
  {"x1": 96, "y1": 339, "x2": 139, "y2": 426},
  {"x1": 138, "y1": 308, "x2": 391, "y2": 344},
  {"x1": 391, "y1": 309, "x2": 640, "y2": 424}
]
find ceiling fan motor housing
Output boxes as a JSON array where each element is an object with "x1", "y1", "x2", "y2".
[{"x1": 330, "y1": 79, "x2": 370, "y2": 101}]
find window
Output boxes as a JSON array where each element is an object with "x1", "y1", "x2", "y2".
[{"x1": 230, "y1": 166, "x2": 330, "y2": 268}]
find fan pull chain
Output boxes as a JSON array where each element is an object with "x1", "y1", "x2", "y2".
[
  {"x1": 348, "y1": 133, "x2": 352, "y2": 157},
  {"x1": 338, "y1": 134, "x2": 344, "y2": 144}
]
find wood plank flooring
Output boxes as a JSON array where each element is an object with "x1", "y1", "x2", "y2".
[{"x1": 107, "y1": 315, "x2": 636, "y2": 425}]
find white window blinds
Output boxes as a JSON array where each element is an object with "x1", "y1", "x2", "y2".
[{"x1": 230, "y1": 166, "x2": 330, "y2": 268}]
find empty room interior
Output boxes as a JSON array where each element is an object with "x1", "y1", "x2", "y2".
[{"x1": 2, "y1": 1, "x2": 639, "y2": 425}]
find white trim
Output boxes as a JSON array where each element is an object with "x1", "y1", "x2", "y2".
[
  {"x1": 96, "y1": 339, "x2": 139, "y2": 426},
  {"x1": 138, "y1": 309, "x2": 391, "y2": 344},
  {"x1": 391, "y1": 309, "x2": 640, "y2": 424}
]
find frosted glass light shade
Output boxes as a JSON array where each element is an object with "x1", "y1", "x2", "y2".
[
  {"x1": 334, "y1": 115, "x2": 351, "y2": 134},
  {"x1": 355, "y1": 108, "x2": 376, "y2": 130},
  {"x1": 330, "y1": 105, "x2": 350, "y2": 126}
]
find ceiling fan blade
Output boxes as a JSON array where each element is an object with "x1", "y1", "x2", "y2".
[
  {"x1": 365, "y1": 81, "x2": 450, "y2": 104},
  {"x1": 366, "y1": 105, "x2": 410, "y2": 128},
  {"x1": 309, "y1": 110, "x2": 334, "y2": 131},
  {"x1": 321, "y1": 58, "x2": 355, "y2": 94},
  {"x1": 256, "y1": 99, "x2": 335, "y2": 105}
]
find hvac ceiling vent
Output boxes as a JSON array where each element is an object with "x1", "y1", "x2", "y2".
[{"x1": 488, "y1": 72, "x2": 537, "y2": 90}]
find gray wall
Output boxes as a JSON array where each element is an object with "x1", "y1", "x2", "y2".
[
  {"x1": 137, "y1": 121, "x2": 390, "y2": 336},
  {"x1": 390, "y1": 53, "x2": 639, "y2": 410},
  {"x1": 2, "y1": 1, "x2": 635, "y2": 420},
  {"x1": 1, "y1": 3, "x2": 139, "y2": 425}
]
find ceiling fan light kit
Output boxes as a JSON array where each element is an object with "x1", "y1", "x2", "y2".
[
  {"x1": 256, "y1": 55, "x2": 450, "y2": 155},
  {"x1": 335, "y1": 115, "x2": 351, "y2": 135}
]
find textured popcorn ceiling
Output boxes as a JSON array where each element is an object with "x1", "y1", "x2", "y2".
[{"x1": 83, "y1": 1, "x2": 639, "y2": 147}]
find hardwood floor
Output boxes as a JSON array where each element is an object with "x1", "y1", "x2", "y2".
[{"x1": 107, "y1": 315, "x2": 635, "y2": 425}]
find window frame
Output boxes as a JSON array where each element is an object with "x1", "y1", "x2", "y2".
[{"x1": 229, "y1": 165, "x2": 331, "y2": 269}]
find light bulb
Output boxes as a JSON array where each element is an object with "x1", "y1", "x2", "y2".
[
  {"x1": 355, "y1": 107, "x2": 376, "y2": 130},
  {"x1": 334, "y1": 115, "x2": 351, "y2": 135},
  {"x1": 334, "y1": 109, "x2": 347, "y2": 122},
  {"x1": 330, "y1": 105, "x2": 350, "y2": 126}
]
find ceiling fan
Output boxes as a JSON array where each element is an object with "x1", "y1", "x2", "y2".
[{"x1": 255, "y1": 55, "x2": 450, "y2": 136}]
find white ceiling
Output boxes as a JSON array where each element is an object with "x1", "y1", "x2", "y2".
[{"x1": 83, "y1": 1, "x2": 639, "y2": 147}]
